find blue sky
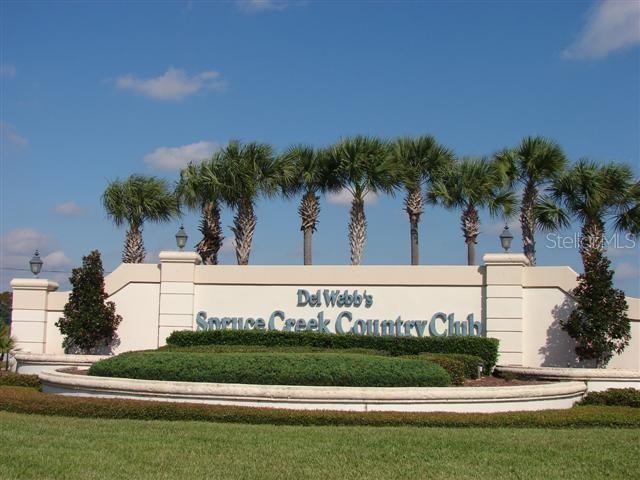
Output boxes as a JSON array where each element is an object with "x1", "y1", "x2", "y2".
[{"x1": 1, "y1": 0, "x2": 639, "y2": 296}]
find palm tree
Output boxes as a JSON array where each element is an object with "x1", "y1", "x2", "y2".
[
  {"x1": 494, "y1": 136, "x2": 567, "y2": 265},
  {"x1": 429, "y1": 157, "x2": 515, "y2": 265},
  {"x1": 326, "y1": 136, "x2": 397, "y2": 265},
  {"x1": 0, "y1": 323, "x2": 16, "y2": 370},
  {"x1": 389, "y1": 135, "x2": 454, "y2": 265},
  {"x1": 538, "y1": 160, "x2": 640, "y2": 265},
  {"x1": 175, "y1": 156, "x2": 227, "y2": 265},
  {"x1": 217, "y1": 140, "x2": 291, "y2": 265},
  {"x1": 102, "y1": 175, "x2": 178, "y2": 263},
  {"x1": 281, "y1": 145, "x2": 339, "y2": 265},
  {"x1": 539, "y1": 161, "x2": 639, "y2": 367}
]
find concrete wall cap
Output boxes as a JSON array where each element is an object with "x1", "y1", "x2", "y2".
[
  {"x1": 15, "y1": 353, "x2": 110, "y2": 364},
  {"x1": 497, "y1": 365, "x2": 640, "y2": 380},
  {"x1": 483, "y1": 253, "x2": 530, "y2": 266},
  {"x1": 10, "y1": 279, "x2": 59, "y2": 291},
  {"x1": 39, "y1": 370, "x2": 586, "y2": 402},
  {"x1": 158, "y1": 251, "x2": 201, "y2": 264}
]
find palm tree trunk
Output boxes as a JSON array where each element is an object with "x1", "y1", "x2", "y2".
[
  {"x1": 580, "y1": 218, "x2": 605, "y2": 267},
  {"x1": 231, "y1": 199, "x2": 256, "y2": 266},
  {"x1": 299, "y1": 191, "x2": 320, "y2": 265},
  {"x1": 521, "y1": 181, "x2": 537, "y2": 265},
  {"x1": 461, "y1": 205, "x2": 480, "y2": 265},
  {"x1": 404, "y1": 188, "x2": 423, "y2": 265},
  {"x1": 196, "y1": 200, "x2": 224, "y2": 265},
  {"x1": 123, "y1": 225, "x2": 145, "y2": 263},
  {"x1": 349, "y1": 196, "x2": 367, "y2": 265}
]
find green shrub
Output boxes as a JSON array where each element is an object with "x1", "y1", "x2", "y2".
[
  {"x1": 165, "y1": 329, "x2": 499, "y2": 371},
  {"x1": 56, "y1": 250, "x2": 122, "y2": 354},
  {"x1": 160, "y1": 344, "x2": 389, "y2": 356},
  {"x1": 410, "y1": 353, "x2": 482, "y2": 385},
  {"x1": 579, "y1": 388, "x2": 640, "y2": 408},
  {"x1": 416, "y1": 354, "x2": 465, "y2": 385},
  {"x1": 418, "y1": 353, "x2": 484, "y2": 380},
  {"x1": 89, "y1": 351, "x2": 451, "y2": 387},
  {"x1": 0, "y1": 386, "x2": 638, "y2": 428},
  {"x1": 0, "y1": 372, "x2": 41, "y2": 389}
]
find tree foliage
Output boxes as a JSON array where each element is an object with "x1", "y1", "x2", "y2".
[
  {"x1": 494, "y1": 136, "x2": 567, "y2": 265},
  {"x1": 102, "y1": 175, "x2": 179, "y2": 263},
  {"x1": 0, "y1": 292, "x2": 12, "y2": 326},
  {"x1": 429, "y1": 157, "x2": 514, "y2": 265},
  {"x1": 176, "y1": 158, "x2": 227, "y2": 264},
  {"x1": 56, "y1": 250, "x2": 122, "y2": 354},
  {"x1": 0, "y1": 323, "x2": 16, "y2": 370},
  {"x1": 326, "y1": 136, "x2": 398, "y2": 265},
  {"x1": 216, "y1": 140, "x2": 293, "y2": 265},
  {"x1": 562, "y1": 249, "x2": 630, "y2": 367},
  {"x1": 389, "y1": 135, "x2": 454, "y2": 265},
  {"x1": 280, "y1": 145, "x2": 340, "y2": 265}
]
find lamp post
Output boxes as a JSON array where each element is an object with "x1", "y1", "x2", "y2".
[
  {"x1": 499, "y1": 225, "x2": 513, "y2": 252},
  {"x1": 175, "y1": 225, "x2": 188, "y2": 251},
  {"x1": 29, "y1": 250, "x2": 43, "y2": 277}
]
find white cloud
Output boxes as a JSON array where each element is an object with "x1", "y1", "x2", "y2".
[
  {"x1": 0, "y1": 229, "x2": 72, "y2": 289},
  {"x1": 615, "y1": 261, "x2": 639, "y2": 280},
  {"x1": 43, "y1": 250, "x2": 72, "y2": 268},
  {"x1": 2, "y1": 228, "x2": 50, "y2": 254},
  {"x1": 53, "y1": 201, "x2": 85, "y2": 216},
  {"x1": 0, "y1": 122, "x2": 27, "y2": 146},
  {"x1": 116, "y1": 67, "x2": 225, "y2": 101},
  {"x1": 563, "y1": 0, "x2": 640, "y2": 59},
  {"x1": 144, "y1": 141, "x2": 220, "y2": 171},
  {"x1": 326, "y1": 189, "x2": 378, "y2": 206},
  {"x1": 237, "y1": 0, "x2": 291, "y2": 12},
  {"x1": 0, "y1": 63, "x2": 16, "y2": 77}
]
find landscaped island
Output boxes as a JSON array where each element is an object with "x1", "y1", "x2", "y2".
[{"x1": 87, "y1": 330, "x2": 494, "y2": 387}]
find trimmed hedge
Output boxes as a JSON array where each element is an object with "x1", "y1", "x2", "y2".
[
  {"x1": 160, "y1": 344, "x2": 389, "y2": 356},
  {"x1": 1, "y1": 386, "x2": 638, "y2": 428},
  {"x1": 0, "y1": 372, "x2": 41, "y2": 389},
  {"x1": 410, "y1": 353, "x2": 483, "y2": 385},
  {"x1": 89, "y1": 351, "x2": 451, "y2": 387},
  {"x1": 580, "y1": 388, "x2": 640, "y2": 408},
  {"x1": 166, "y1": 329, "x2": 499, "y2": 371}
]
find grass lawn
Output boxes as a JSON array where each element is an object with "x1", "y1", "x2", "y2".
[{"x1": 1, "y1": 411, "x2": 638, "y2": 480}]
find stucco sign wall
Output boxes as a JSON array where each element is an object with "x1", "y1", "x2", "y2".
[
  {"x1": 9, "y1": 251, "x2": 640, "y2": 371},
  {"x1": 195, "y1": 288, "x2": 484, "y2": 337}
]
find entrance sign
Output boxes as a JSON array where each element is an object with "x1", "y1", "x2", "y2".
[
  {"x1": 9, "y1": 251, "x2": 640, "y2": 370},
  {"x1": 195, "y1": 288, "x2": 484, "y2": 337}
]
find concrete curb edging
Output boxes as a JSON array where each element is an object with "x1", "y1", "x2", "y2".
[
  {"x1": 15, "y1": 353, "x2": 109, "y2": 375},
  {"x1": 495, "y1": 365, "x2": 640, "y2": 392},
  {"x1": 40, "y1": 370, "x2": 587, "y2": 413}
]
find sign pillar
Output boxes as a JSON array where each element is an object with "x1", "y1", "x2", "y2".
[
  {"x1": 158, "y1": 251, "x2": 200, "y2": 346},
  {"x1": 483, "y1": 253, "x2": 529, "y2": 366},
  {"x1": 9, "y1": 279, "x2": 59, "y2": 354}
]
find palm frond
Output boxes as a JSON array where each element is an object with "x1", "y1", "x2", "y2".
[{"x1": 534, "y1": 197, "x2": 570, "y2": 232}]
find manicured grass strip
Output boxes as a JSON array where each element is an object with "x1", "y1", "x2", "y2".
[
  {"x1": 88, "y1": 351, "x2": 451, "y2": 387},
  {"x1": 2, "y1": 412, "x2": 639, "y2": 480},
  {"x1": 166, "y1": 329, "x2": 499, "y2": 371},
  {"x1": 1, "y1": 386, "x2": 639, "y2": 428}
]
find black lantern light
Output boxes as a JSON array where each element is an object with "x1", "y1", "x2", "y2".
[
  {"x1": 500, "y1": 225, "x2": 514, "y2": 252},
  {"x1": 29, "y1": 250, "x2": 43, "y2": 277},
  {"x1": 175, "y1": 225, "x2": 188, "y2": 251}
]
